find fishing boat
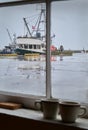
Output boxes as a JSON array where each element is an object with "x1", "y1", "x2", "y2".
[
  {"x1": 15, "y1": 6, "x2": 46, "y2": 55},
  {"x1": 15, "y1": 36, "x2": 46, "y2": 55}
]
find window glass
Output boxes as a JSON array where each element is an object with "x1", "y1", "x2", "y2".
[
  {"x1": 1, "y1": 0, "x2": 88, "y2": 105},
  {"x1": 51, "y1": 0, "x2": 88, "y2": 103},
  {"x1": 0, "y1": 3, "x2": 46, "y2": 96}
]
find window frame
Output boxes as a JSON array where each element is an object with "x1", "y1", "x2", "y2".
[
  {"x1": 0, "y1": 0, "x2": 53, "y2": 109},
  {"x1": 1, "y1": 0, "x2": 87, "y2": 113}
]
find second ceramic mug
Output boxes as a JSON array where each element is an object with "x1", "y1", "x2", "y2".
[
  {"x1": 35, "y1": 98, "x2": 59, "y2": 119},
  {"x1": 59, "y1": 101, "x2": 87, "y2": 123}
]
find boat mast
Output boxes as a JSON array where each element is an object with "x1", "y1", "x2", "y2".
[
  {"x1": 6, "y1": 28, "x2": 13, "y2": 44},
  {"x1": 36, "y1": 4, "x2": 46, "y2": 40},
  {"x1": 36, "y1": 9, "x2": 45, "y2": 33},
  {"x1": 23, "y1": 17, "x2": 32, "y2": 37}
]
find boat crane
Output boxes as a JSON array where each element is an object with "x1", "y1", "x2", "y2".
[
  {"x1": 23, "y1": 7, "x2": 46, "y2": 40},
  {"x1": 23, "y1": 18, "x2": 32, "y2": 37},
  {"x1": 6, "y1": 28, "x2": 13, "y2": 44}
]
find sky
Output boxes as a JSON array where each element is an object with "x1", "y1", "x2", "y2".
[{"x1": 0, "y1": 0, "x2": 88, "y2": 50}]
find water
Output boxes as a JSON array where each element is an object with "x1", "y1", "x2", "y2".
[
  {"x1": 0, "y1": 53, "x2": 88, "y2": 103},
  {"x1": 52, "y1": 53, "x2": 88, "y2": 103}
]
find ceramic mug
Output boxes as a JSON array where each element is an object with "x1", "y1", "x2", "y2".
[
  {"x1": 59, "y1": 101, "x2": 87, "y2": 123},
  {"x1": 35, "y1": 98, "x2": 59, "y2": 119}
]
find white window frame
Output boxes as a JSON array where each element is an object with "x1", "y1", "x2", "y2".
[
  {"x1": 0, "y1": 0, "x2": 53, "y2": 109},
  {"x1": 1, "y1": 0, "x2": 87, "y2": 112}
]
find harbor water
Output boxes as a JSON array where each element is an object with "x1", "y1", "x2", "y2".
[{"x1": 0, "y1": 53, "x2": 88, "y2": 103}]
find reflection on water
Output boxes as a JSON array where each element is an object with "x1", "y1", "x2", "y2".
[{"x1": 0, "y1": 53, "x2": 88, "y2": 103}]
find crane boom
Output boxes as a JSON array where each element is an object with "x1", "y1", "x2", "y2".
[
  {"x1": 23, "y1": 18, "x2": 32, "y2": 37},
  {"x1": 6, "y1": 28, "x2": 13, "y2": 43}
]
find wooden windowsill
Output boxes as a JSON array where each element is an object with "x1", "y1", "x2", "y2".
[{"x1": 0, "y1": 108, "x2": 88, "y2": 130}]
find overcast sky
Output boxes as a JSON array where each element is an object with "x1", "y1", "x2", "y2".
[{"x1": 0, "y1": 0, "x2": 88, "y2": 50}]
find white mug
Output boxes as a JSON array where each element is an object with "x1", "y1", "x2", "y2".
[
  {"x1": 35, "y1": 98, "x2": 59, "y2": 119},
  {"x1": 59, "y1": 101, "x2": 87, "y2": 123}
]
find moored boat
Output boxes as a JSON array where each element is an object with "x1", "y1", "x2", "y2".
[
  {"x1": 15, "y1": 5, "x2": 46, "y2": 55},
  {"x1": 15, "y1": 36, "x2": 46, "y2": 55}
]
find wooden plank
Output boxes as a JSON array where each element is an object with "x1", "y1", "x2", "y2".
[{"x1": 0, "y1": 102, "x2": 22, "y2": 110}]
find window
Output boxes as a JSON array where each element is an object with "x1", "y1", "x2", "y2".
[
  {"x1": 51, "y1": 0, "x2": 88, "y2": 104},
  {"x1": 0, "y1": 2, "x2": 47, "y2": 96},
  {"x1": 0, "y1": 0, "x2": 88, "y2": 111}
]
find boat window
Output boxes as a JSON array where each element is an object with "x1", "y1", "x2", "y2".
[
  {"x1": 41, "y1": 43, "x2": 45, "y2": 48},
  {"x1": 37, "y1": 45, "x2": 40, "y2": 49},
  {"x1": 19, "y1": 44, "x2": 23, "y2": 48},
  {"x1": 34, "y1": 45, "x2": 36, "y2": 49},
  {"x1": 38, "y1": 45, "x2": 41, "y2": 49},
  {"x1": 24, "y1": 44, "x2": 28, "y2": 49},
  {"x1": 29, "y1": 45, "x2": 32, "y2": 49}
]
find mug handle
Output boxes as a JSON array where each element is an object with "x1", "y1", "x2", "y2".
[
  {"x1": 78, "y1": 106, "x2": 87, "y2": 118},
  {"x1": 35, "y1": 100, "x2": 42, "y2": 110}
]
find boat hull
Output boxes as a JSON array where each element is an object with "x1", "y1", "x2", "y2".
[{"x1": 15, "y1": 48, "x2": 45, "y2": 55}]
